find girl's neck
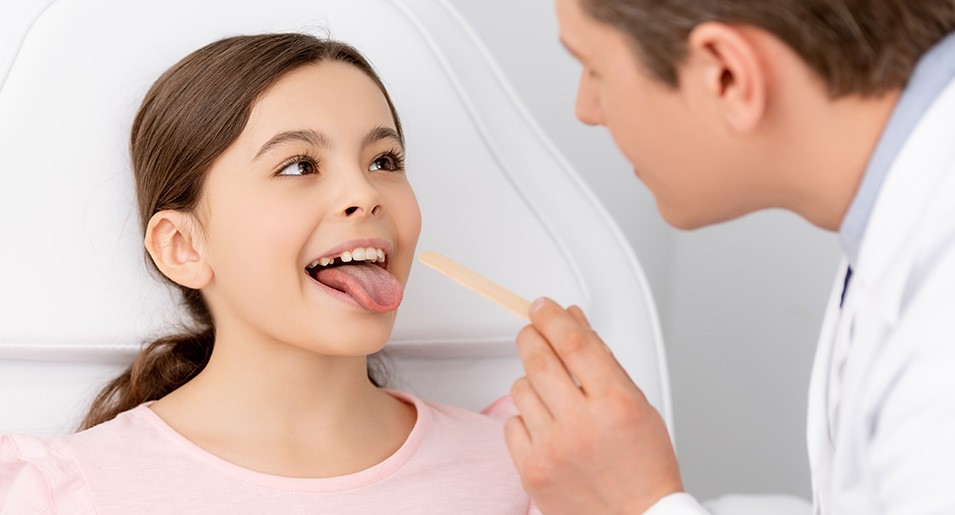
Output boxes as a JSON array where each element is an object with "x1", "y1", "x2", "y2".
[{"x1": 149, "y1": 327, "x2": 416, "y2": 478}]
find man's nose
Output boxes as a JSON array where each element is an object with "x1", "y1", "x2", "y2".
[{"x1": 574, "y1": 69, "x2": 602, "y2": 126}]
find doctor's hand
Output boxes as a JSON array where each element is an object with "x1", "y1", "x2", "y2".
[{"x1": 506, "y1": 298, "x2": 684, "y2": 515}]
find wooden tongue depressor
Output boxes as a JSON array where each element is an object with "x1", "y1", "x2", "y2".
[{"x1": 418, "y1": 251, "x2": 531, "y2": 322}]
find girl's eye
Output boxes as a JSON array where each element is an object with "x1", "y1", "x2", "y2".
[
  {"x1": 277, "y1": 157, "x2": 318, "y2": 176},
  {"x1": 369, "y1": 151, "x2": 405, "y2": 172}
]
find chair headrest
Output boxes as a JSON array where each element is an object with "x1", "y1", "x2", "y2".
[{"x1": 0, "y1": 0, "x2": 670, "y2": 422}]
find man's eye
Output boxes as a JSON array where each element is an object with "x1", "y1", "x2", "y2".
[{"x1": 277, "y1": 157, "x2": 317, "y2": 176}]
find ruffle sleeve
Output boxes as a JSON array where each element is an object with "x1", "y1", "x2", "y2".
[
  {"x1": 481, "y1": 394, "x2": 519, "y2": 419},
  {"x1": 0, "y1": 433, "x2": 95, "y2": 514}
]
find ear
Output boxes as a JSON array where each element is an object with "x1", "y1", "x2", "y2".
[
  {"x1": 684, "y1": 22, "x2": 767, "y2": 132},
  {"x1": 144, "y1": 210, "x2": 213, "y2": 289}
]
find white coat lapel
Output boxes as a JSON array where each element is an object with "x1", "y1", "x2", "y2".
[
  {"x1": 806, "y1": 260, "x2": 850, "y2": 511},
  {"x1": 808, "y1": 75, "x2": 955, "y2": 513}
]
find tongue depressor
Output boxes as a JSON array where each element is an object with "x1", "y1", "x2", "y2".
[{"x1": 418, "y1": 251, "x2": 532, "y2": 322}]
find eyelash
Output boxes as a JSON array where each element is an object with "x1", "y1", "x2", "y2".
[
  {"x1": 370, "y1": 148, "x2": 406, "y2": 173},
  {"x1": 275, "y1": 152, "x2": 320, "y2": 177},
  {"x1": 275, "y1": 148, "x2": 406, "y2": 177}
]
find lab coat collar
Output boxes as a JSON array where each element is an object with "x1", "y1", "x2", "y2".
[
  {"x1": 840, "y1": 33, "x2": 955, "y2": 268},
  {"x1": 851, "y1": 76, "x2": 955, "y2": 320}
]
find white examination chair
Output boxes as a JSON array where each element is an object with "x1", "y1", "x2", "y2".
[
  {"x1": 1, "y1": 2, "x2": 810, "y2": 513},
  {"x1": 0, "y1": 0, "x2": 670, "y2": 436}
]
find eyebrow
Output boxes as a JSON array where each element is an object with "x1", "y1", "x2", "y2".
[
  {"x1": 253, "y1": 126, "x2": 403, "y2": 161},
  {"x1": 362, "y1": 126, "x2": 403, "y2": 149},
  {"x1": 254, "y1": 129, "x2": 329, "y2": 160}
]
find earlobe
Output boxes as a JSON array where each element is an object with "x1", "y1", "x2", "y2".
[
  {"x1": 144, "y1": 210, "x2": 213, "y2": 289},
  {"x1": 686, "y1": 22, "x2": 767, "y2": 132}
]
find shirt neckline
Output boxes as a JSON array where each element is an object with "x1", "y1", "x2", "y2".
[
  {"x1": 131, "y1": 389, "x2": 428, "y2": 493},
  {"x1": 839, "y1": 32, "x2": 955, "y2": 267}
]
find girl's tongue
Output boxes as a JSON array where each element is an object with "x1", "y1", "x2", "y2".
[{"x1": 314, "y1": 262, "x2": 403, "y2": 312}]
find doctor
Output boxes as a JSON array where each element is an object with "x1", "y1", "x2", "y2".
[{"x1": 505, "y1": 0, "x2": 955, "y2": 513}]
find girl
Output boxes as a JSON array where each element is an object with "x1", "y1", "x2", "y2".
[{"x1": 0, "y1": 33, "x2": 534, "y2": 514}]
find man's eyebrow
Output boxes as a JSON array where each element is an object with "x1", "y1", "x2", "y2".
[
  {"x1": 362, "y1": 126, "x2": 403, "y2": 149},
  {"x1": 254, "y1": 129, "x2": 329, "y2": 160}
]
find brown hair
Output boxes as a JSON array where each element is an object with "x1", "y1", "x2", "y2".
[
  {"x1": 80, "y1": 33, "x2": 402, "y2": 430},
  {"x1": 580, "y1": 0, "x2": 955, "y2": 97}
]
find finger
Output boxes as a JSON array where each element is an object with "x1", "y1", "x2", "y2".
[
  {"x1": 567, "y1": 305, "x2": 591, "y2": 328},
  {"x1": 503, "y1": 415, "x2": 531, "y2": 466},
  {"x1": 510, "y1": 376, "x2": 554, "y2": 437},
  {"x1": 516, "y1": 324, "x2": 583, "y2": 414},
  {"x1": 568, "y1": 305, "x2": 610, "y2": 356},
  {"x1": 566, "y1": 306, "x2": 610, "y2": 368},
  {"x1": 529, "y1": 297, "x2": 629, "y2": 396}
]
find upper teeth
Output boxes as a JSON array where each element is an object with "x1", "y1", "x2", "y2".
[{"x1": 307, "y1": 247, "x2": 386, "y2": 269}]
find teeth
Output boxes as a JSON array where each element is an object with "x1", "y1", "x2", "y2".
[{"x1": 308, "y1": 246, "x2": 387, "y2": 269}]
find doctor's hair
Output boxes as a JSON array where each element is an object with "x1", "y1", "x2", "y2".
[
  {"x1": 580, "y1": 0, "x2": 955, "y2": 97},
  {"x1": 80, "y1": 33, "x2": 402, "y2": 431}
]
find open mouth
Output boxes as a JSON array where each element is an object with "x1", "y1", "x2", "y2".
[
  {"x1": 305, "y1": 245, "x2": 402, "y2": 313},
  {"x1": 306, "y1": 246, "x2": 387, "y2": 272}
]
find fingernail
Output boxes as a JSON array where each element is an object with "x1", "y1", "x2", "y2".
[{"x1": 530, "y1": 297, "x2": 548, "y2": 315}]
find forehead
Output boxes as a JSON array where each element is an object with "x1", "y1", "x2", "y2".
[
  {"x1": 555, "y1": 0, "x2": 585, "y2": 47},
  {"x1": 242, "y1": 61, "x2": 395, "y2": 146},
  {"x1": 555, "y1": 0, "x2": 627, "y2": 60}
]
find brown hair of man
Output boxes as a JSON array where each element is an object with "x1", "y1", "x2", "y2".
[{"x1": 580, "y1": 0, "x2": 955, "y2": 97}]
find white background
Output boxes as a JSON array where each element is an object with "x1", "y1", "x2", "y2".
[{"x1": 449, "y1": 0, "x2": 841, "y2": 501}]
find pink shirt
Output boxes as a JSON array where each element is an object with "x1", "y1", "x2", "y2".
[{"x1": 0, "y1": 391, "x2": 537, "y2": 514}]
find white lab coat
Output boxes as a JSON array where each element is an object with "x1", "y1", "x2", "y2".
[
  {"x1": 647, "y1": 77, "x2": 955, "y2": 515},
  {"x1": 806, "y1": 74, "x2": 955, "y2": 513},
  {"x1": 649, "y1": 74, "x2": 955, "y2": 515}
]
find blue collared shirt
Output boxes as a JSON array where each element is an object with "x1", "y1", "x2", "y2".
[{"x1": 839, "y1": 32, "x2": 955, "y2": 267}]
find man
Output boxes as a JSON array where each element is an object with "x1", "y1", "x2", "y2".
[{"x1": 505, "y1": 0, "x2": 955, "y2": 513}]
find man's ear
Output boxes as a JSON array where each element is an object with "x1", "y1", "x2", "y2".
[
  {"x1": 684, "y1": 22, "x2": 767, "y2": 132},
  {"x1": 144, "y1": 210, "x2": 213, "y2": 289}
]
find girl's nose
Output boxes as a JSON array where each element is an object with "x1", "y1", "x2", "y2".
[
  {"x1": 335, "y1": 169, "x2": 382, "y2": 218},
  {"x1": 343, "y1": 204, "x2": 381, "y2": 217}
]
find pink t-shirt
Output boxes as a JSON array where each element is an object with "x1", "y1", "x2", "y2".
[{"x1": 0, "y1": 391, "x2": 538, "y2": 514}]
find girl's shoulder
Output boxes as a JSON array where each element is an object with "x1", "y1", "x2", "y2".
[
  {"x1": 0, "y1": 431, "x2": 94, "y2": 513},
  {"x1": 392, "y1": 392, "x2": 540, "y2": 513},
  {"x1": 394, "y1": 390, "x2": 519, "y2": 468},
  {"x1": 390, "y1": 389, "x2": 517, "y2": 438},
  {"x1": 0, "y1": 406, "x2": 152, "y2": 514}
]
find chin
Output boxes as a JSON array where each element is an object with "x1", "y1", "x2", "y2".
[
  {"x1": 658, "y1": 201, "x2": 708, "y2": 230},
  {"x1": 658, "y1": 196, "x2": 756, "y2": 230},
  {"x1": 299, "y1": 318, "x2": 395, "y2": 356}
]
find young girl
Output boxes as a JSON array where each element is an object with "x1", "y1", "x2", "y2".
[{"x1": 0, "y1": 33, "x2": 535, "y2": 514}]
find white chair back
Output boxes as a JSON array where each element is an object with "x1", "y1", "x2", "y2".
[{"x1": 0, "y1": 0, "x2": 671, "y2": 436}]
